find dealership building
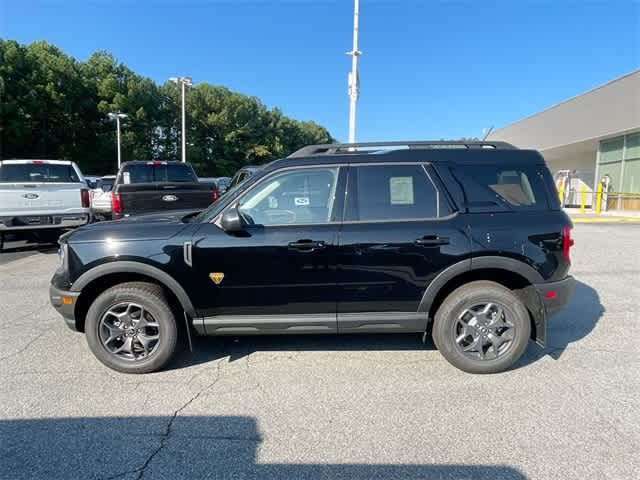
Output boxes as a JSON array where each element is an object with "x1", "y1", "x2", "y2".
[{"x1": 487, "y1": 69, "x2": 640, "y2": 205}]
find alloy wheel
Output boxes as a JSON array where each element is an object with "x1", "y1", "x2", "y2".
[
  {"x1": 98, "y1": 302, "x2": 160, "y2": 361},
  {"x1": 452, "y1": 302, "x2": 515, "y2": 361}
]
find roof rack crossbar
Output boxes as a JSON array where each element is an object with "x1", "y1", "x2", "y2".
[{"x1": 288, "y1": 140, "x2": 517, "y2": 158}]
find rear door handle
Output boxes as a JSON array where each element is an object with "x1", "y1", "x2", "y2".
[
  {"x1": 288, "y1": 239, "x2": 326, "y2": 252},
  {"x1": 415, "y1": 235, "x2": 450, "y2": 246}
]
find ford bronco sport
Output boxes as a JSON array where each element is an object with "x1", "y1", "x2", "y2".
[{"x1": 50, "y1": 141, "x2": 575, "y2": 374}]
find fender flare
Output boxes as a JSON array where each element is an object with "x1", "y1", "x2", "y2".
[
  {"x1": 418, "y1": 256, "x2": 544, "y2": 315},
  {"x1": 71, "y1": 261, "x2": 196, "y2": 317}
]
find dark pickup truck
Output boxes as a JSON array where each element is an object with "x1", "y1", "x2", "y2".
[{"x1": 111, "y1": 161, "x2": 219, "y2": 219}]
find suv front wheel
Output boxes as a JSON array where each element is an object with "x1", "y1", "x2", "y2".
[
  {"x1": 85, "y1": 282, "x2": 178, "y2": 374},
  {"x1": 433, "y1": 281, "x2": 531, "y2": 374}
]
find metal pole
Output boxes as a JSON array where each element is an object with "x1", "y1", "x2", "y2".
[
  {"x1": 347, "y1": 0, "x2": 361, "y2": 144},
  {"x1": 181, "y1": 80, "x2": 186, "y2": 163},
  {"x1": 116, "y1": 116, "x2": 122, "y2": 169}
]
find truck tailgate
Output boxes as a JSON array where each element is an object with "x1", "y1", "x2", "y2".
[
  {"x1": 117, "y1": 183, "x2": 214, "y2": 215},
  {"x1": 0, "y1": 183, "x2": 84, "y2": 216}
]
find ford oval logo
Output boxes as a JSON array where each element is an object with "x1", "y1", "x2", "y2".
[
  {"x1": 162, "y1": 194, "x2": 178, "y2": 202},
  {"x1": 22, "y1": 193, "x2": 39, "y2": 200}
]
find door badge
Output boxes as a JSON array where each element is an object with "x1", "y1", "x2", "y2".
[{"x1": 209, "y1": 272, "x2": 225, "y2": 285}]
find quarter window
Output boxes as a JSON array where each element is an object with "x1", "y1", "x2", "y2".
[
  {"x1": 237, "y1": 167, "x2": 339, "y2": 225},
  {"x1": 348, "y1": 164, "x2": 442, "y2": 221},
  {"x1": 454, "y1": 165, "x2": 548, "y2": 210}
]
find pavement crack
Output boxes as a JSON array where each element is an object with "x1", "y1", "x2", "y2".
[
  {"x1": 101, "y1": 363, "x2": 222, "y2": 480},
  {"x1": 0, "y1": 331, "x2": 46, "y2": 361}
]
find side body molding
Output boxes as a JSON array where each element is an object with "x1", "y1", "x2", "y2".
[{"x1": 71, "y1": 261, "x2": 196, "y2": 317}]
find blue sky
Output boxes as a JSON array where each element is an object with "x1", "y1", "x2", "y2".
[{"x1": 1, "y1": 0, "x2": 639, "y2": 142}]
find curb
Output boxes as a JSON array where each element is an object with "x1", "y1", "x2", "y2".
[{"x1": 570, "y1": 216, "x2": 640, "y2": 223}]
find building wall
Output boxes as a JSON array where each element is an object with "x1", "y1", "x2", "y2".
[
  {"x1": 487, "y1": 70, "x2": 640, "y2": 151},
  {"x1": 544, "y1": 149, "x2": 596, "y2": 188}
]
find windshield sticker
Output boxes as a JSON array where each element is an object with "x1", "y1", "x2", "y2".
[
  {"x1": 295, "y1": 197, "x2": 310, "y2": 206},
  {"x1": 389, "y1": 177, "x2": 414, "y2": 205}
]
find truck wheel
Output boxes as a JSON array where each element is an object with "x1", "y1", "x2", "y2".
[
  {"x1": 84, "y1": 282, "x2": 178, "y2": 374},
  {"x1": 433, "y1": 281, "x2": 530, "y2": 374}
]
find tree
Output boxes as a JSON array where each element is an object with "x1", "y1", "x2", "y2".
[{"x1": 0, "y1": 39, "x2": 334, "y2": 176}]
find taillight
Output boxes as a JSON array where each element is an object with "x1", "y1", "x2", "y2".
[
  {"x1": 562, "y1": 226, "x2": 574, "y2": 262},
  {"x1": 111, "y1": 192, "x2": 122, "y2": 214},
  {"x1": 80, "y1": 188, "x2": 90, "y2": 208},
  {"x1": 210, "y1": 187, "x2": 220, "y2": 203}
]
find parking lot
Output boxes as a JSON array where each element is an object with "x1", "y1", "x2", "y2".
[{"x1": 0, "y1": 223, "x2": 638, "y2": 480}]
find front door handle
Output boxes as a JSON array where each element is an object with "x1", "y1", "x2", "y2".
[
  {"x1": 288, "y1": 239, "x2": 326, "y2": 252},
  {"x1": 415, "y1": 235, "x2": 450, "y2": 247}
]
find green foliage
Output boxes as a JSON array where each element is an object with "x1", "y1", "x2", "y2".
[{"x1": 0, "y1": 39, "x2": 334, "y2": 176}]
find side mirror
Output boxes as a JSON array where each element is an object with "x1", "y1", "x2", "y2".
[{"x1": 220, "y1": 206, "x2": 245, "y2": 233}]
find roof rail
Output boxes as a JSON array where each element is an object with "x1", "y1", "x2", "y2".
[{"x1": 288, "y1": 140, "x2": 517, "y2": 158}]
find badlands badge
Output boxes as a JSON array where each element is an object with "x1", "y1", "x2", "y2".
[{"x1": 209, "y1": 272, "x2": 225, "y2": 285}]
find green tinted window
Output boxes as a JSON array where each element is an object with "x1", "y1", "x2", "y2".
[
  {"x1": 600, "y1": 137, "x2": 624, "y2": 163},
  {"x1": 600, "y1": 162, "x2": 622, "y2": 191},
  {"x1": 622, "y1": 158, "x2": 640, "y2": 193},
  {"x1": 625, "y1": 133, "x2": 640, "y2": 160}
]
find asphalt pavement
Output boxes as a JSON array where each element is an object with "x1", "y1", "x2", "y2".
[{"x1": 1, "y1": 224, "x2": 639, "y2": 480}]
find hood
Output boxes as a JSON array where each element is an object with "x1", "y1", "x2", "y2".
[{"x1": 64, "y1": 210, "x2": 199, "y2": 244}]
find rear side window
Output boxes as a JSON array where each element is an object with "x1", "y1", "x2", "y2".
[
  {"x1": 120, "y1": 163, "x2": 197, "y2": 184},
  {"x1": 453, "y1": 165, "x2": 549, "y2": 211},
  {"x1": 0, "y1": 163, "x2": 80, "y2": 183},
  {"x1": 346, "y1": 164, "x2": 446, "y2": 221}
]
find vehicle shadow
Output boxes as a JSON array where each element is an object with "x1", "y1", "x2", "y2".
[
  {"x1": 0, "y1": 415, "x2": 528, "y2": 479},
  {"x1": 516, "y1": 279, "x2": 604, "y2": 367},
  {"x1": 0, "y1": 232, "x2": 59, "y2": 254},
  {"x1": 169, "y1": 332, "x2": 436, "y2": 371},
  {"x1": 0, "y1": 232, "x2": 59, "y2": 265},
  {"x1": 170, "y1": 280, "x2": 603, "y2": 372}
]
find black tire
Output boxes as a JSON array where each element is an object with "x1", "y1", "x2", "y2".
[
  {"x1": 432, "y1": 281, "x2": 531, "y2": 374},
  {"x1": 85, "y1": 282, "x2": 178, "y2": 374}
]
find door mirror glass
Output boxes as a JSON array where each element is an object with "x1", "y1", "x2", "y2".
[{"x1": 220, "y1": 205, "x2": 245, "y2": 232}]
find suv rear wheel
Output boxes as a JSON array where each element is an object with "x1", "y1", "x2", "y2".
[
  {"x1": 85, "y1": 282, "x2": 178, "y2": 374},
  {"x1": 433, "y1": 281, "x2": 530, "y2": 374}
]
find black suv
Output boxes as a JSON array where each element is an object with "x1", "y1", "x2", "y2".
[{"x1": 50, "y1": 141, "x2": 575, "y2": 374}]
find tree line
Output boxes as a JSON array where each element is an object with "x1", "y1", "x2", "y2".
[{"x1": 0, "y1": 39, "x2": 334, "y2": 176}]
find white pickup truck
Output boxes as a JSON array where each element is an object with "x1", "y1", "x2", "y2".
[{"x1": 0, "y1": 160, "x2": 91, "y2": 240}]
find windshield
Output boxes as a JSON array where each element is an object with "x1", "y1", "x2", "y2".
[{"x1": 0, "y1": 163, "x2": 81, "y2": 183}]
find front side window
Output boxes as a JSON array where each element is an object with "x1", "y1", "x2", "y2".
[
  {"x1": 237, "y1": 167, "x2": 339, "y2": 226},
  {"x1": 347, "y1": 164, "x2": 441, "y2": 221}
]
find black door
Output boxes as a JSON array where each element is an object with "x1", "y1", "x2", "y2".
[
  {"x1": 191, "y1": 166, "x2": 345, "y2": 334},
  {"x1": 336, "y1": 163, "x2": 470, "y2": 333}
]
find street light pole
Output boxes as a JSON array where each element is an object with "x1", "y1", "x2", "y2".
[
  {"x1": 169, "y1": 76, "x2": 193, "y2": 163},
  {"x1": 346, "y1": 0, "x2": 361, "y2": 144},
  {"x1": 107, "y1": 112, "x2": 127, "y2": 169}
]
